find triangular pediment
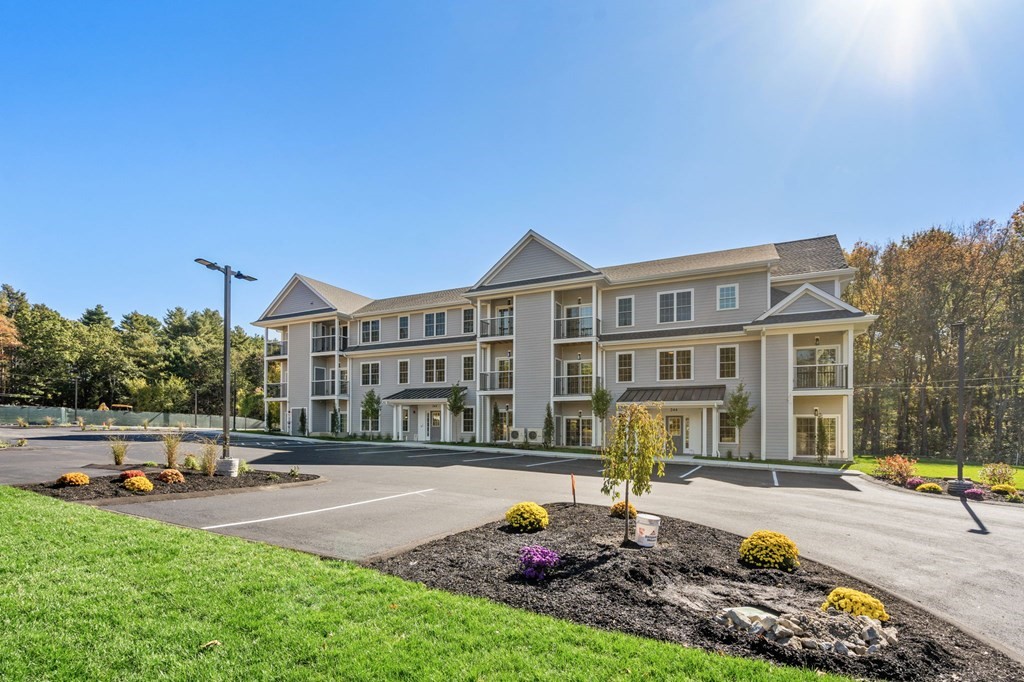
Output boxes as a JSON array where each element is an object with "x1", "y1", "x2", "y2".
[
  {"x1": 472, "y1": 231, "x2": 596, "y2": 290},
  {"x1": 258, "y1": 275, "x2": 336, "y2": 321},
  {"x1": 756, "y1": 283, "x2": 860, "y2": 321}
]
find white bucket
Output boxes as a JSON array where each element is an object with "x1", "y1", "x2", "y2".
[
  {"x1": 214, "y1": 458, "x2": 240, "y2": 478},
  {"x1": 634, "y1": 513, "x2": 661, "y2": 548}
]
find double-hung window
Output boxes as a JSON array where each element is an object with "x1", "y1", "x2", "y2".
[
  {"x1": 719, "y1": 413, "x2": 737, "y2": 444},
  {"x1": 462, "y1": 309, "x2": 474, "y2": 334},
  {"x1": 425, "y1": 311, "x2": 446, "y2": 337},
  {"x1": 718, "y1": 345, "x2": 738, "y2": 379},
  {"x1": 658, "y1": 290, "x2": 693, "y2": 323},
  {"x1": 361, "y1": 320, "x2": 380, "y2": 343},
  {"x1": 361, "y1": 408, "x2": 379, "y2": 432},
  {"x1": 360, "y1": 361, "x2": 380, "y2": 386},
  {"x1": 398, "y1": 359, "x2": 409, "y2": 385},
  {"x1": 462, "y1": 407, "x2": 474, "y2": 433},
  {"x1": 616, "y1": 296, "x2": 633, "y2": 327},
  {"x1": 616, "y1": 352, "x2": 633, "y2": 383},
  {"x1": 424, "y1": 357, "x2": 446, "y2": 383},
  {"x1": 658, "y1": 349, "x2": 692, "y2": 381},
  {"x1": 398, "y1": 316, "x2": 409, "y2": 339},
  {"x1": 717, "y1": 284, "x2": 738, "y2": 311},
  {"x1": 462, "y1": 355, "x2": 475, "y2": 382}
]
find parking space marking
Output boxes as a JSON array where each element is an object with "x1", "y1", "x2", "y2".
[
  {"x1": 679, "y1": 466, "x2": 702, "y2": 479},
  {"x1": 406, "y1": 450, "x2": 462, "y2": 458},
  {"x1": 524, "y1": 459, "x2": 569, "y2": 468},
  {"x1": 201, "y1": 489, "x2": 435, "y2": 530},
  {"x1": 772, "y1": 470, "x2": 779, "y2": 487},
  {"x1": 462, "y1": 454, "x2": 523, "y2": 463}
]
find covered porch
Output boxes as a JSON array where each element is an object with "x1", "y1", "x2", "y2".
[
  {"x1": 616, "y1": 385, "x2": 726, "y2": 456},
  {"x1": 383, "y1": 387, "x2": 465, "y2": 443}
]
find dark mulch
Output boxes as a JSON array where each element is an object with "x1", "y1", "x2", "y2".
[
  {"x1": 877, "y1": 476, "x2": 1023, "y2": 505},
  {"x1": 18, "y1": 469, "x2": 318, "y2": 501},
  {"x1": 372, "y1": 503, "x2": 1023, "y2": 682}
]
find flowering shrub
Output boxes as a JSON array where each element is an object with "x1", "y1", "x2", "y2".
[
  {"x1": 822, "y1": 587, "x2": 890, "y2": 622},
  {"x1": 990, "y1": 484, "x2": 1017, "y2": 496},
  {"x1": 609, "y1": 501, "x2": 637, "y2": 519},
  {"x1": 517, "y1": 545, "x2": 560, "y2": 581},
  {"x1": 505, "y1": 502, "x2": 549, "y2": 532},
  {"x1": 904, "y1": 477, "x2": 926, "y2": 489},
  {"x1": 119, "y1": 470, "x2": 146, "y2": 481},
  {"x1": 872, "y1": 455, "x2": 917, "y2": 486},
  {"x1": 57, "y1": 472, "x2": 90, "y2": 487},
  {"x1": 157, "y1": 469, "x2": 185, "y2": 484},
  {"x1": 963, "y1": 488, "x2": 986, "y2": 501},
  {"x1": 916, "y1": 482, "x2": 942, "y2": 494},
  {"x1": 124, "y1": 476, "x2": 154, "y2": 493},
  {"x1": 979, "y1": 462, "x2": 1017, "y2": 487},
  {"x1": 738, "y1": 530, "x2": 800, "y2": 572}
]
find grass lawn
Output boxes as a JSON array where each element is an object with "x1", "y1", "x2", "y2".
[
  {"x1": 848, "y1": 456, "x2": 1024, "y2": 488},
  {"x1": 0, "y1": 487, "x2": 852, "y2": 681}
]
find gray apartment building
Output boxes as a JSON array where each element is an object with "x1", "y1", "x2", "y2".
[{"x1": 254, "y1": 231, "x2": 875, "y2": 460}]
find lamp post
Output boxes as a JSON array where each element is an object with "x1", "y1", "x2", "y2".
[
  {"x1": 195, "y1": 258, "x2": 256, "y2": 462},
  {"x1": 949, "y1": 321, "x2": 971, "y2": 495}
]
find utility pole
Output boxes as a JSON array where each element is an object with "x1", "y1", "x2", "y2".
[
  {"x1": 194, "y1": 387, "x2": 198, "y2": 427},
  {"x1": 73, "y1": 374, "x2": 79, "y2": 421},
  {"x1": 949, "y1": 321, "x2": 970, "y2": 495}
]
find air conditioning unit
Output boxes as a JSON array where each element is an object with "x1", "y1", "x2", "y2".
[
  {"x1": 509, "y1": 428, "x2": 525, "y2": 444},
  {"x1": 526, "y1": 428, "x2": 543, "y2": 444}
]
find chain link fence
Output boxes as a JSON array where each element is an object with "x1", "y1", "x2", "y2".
[{"x1": 0, "y1": 405, "x2": 264, "y2": 430}]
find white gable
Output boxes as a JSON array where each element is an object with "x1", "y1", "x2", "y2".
[
  {"x1": 756, "y1": 283, "x2": 860, "y2": 320},
  {"x1": 261, "y1": 277, "x2": 335, "y2": 320},
  {"x1": 476, "y1": 231, "x2": 594, "y2": 289}
]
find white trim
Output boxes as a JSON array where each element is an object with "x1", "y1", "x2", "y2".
[
  {"x1": 398, "y1": 315, "x2": 410, "y2": 340},
  {"x1": 601, "y1": 262, "x2": 777, "y2": 289},
  {"x1": 716, "y1": 283, "x2": 739, "y2": 311},
  {"x1": 360, "y1": 319, "x2": 381, "y2": 344},
  {"x1": 461, "y1": 406, "x2": 475, "y2": 434},
  {"x1": 360, "y1": 361, "x2": 381, "y2": 386},
  {"x1": 760, "y1": 330, "x2": 766, "y2": 460},
  {"x1": 462, "y1": 307, "x2": 475, "y2": 334},
  {"x1": 461, "y1": 354, "x2": 475, "y2": 382},
  {"x1": 471, "y1": 230, "x2": 596, "y2": 290},
  {"x1": 755, "y1": 283, "x2": 861, "y2": 320},
  {"x1": 257, "y1": 274, "x2": 338, "y2": 322},
  {"x1": 655, "y1": 347, "x2": 694, "y2": 382},
  {"x1": 423, "y1": 356, "x2": 447, "y2": 383},
  {"x1": 716, "y1": 344, "x2": 739, "y2": 380},
  {"x1": 397, "y1": 358, "x2": 410, "y2": 385},
  {"x1": 656, "y1": 288, "x2": 695, "y2": 324},
  {"x1": 786, "y1": 332, "x2": 794, "y2": 458},
  {"x1": 615, "y1": 351, "x2": 635, "y2": 384},
  {"x1": 615, "y1": 295, "x2": 635, "y2": 328},
  {"x1": 770, "y1": 267, "x2": 857, "y2": 284},
  {"x1": 423, "y1": 310, "x2": 447, "y2": 338}
]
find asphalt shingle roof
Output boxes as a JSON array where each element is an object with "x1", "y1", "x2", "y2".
[
  {"x1": 756, "y1": 310, "x2": 866, "y2": 325},
  {"x1": 299, "y1": 275, "x2": 374, "y2": 315},
  {"x1": 600, "y1": 244, "x2": 780, "y2": 283},
  {"x1": 354, "y1": 287, "x2": 471, "y2": 316},
  {"x1": 772, "y1": 236, "x2": 849, "y2": 276}
]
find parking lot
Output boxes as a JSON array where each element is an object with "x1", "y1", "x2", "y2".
[{"x1": 3, "y1": 427, "x2": 1023, "y2": 659}]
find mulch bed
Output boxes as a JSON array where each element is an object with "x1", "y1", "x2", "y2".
[
  {"x1": 372, "y1": 503, "x2": 1023, "y2": 682},
  {"x1": 18, "y1": 469, "x2": 319, "y2": 501},
  {"x1": 874, "y1": 476, "x2": 1023, "y2": 505}
]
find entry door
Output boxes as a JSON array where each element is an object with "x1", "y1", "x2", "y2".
[
  {"x1": 565, "y1": 418, "x2": 581, "y2": 447},
  {"x1": 430, "y1": 410, "x2": 442, "y2": 441},
  {"x1": 666, "y1": 416, "x2": 685, "y2": 454},
  {"x1": 497, "y1": 306, "x2": 513, "y2": 335}
]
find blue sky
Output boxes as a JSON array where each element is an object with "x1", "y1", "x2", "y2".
[{"x1": 2, "y1": 1, "x2": 1022, "y2": 331}]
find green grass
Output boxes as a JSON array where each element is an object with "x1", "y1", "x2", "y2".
[
  {"x1": 0, "y1": 487, "x2": 852, "y2": 681},
  {"x1": 691, "y1": 456, "x2": 852, "y2": 470},
  {"x1": 849, "y1": 455, "x2": 1024, "y2": 488}
]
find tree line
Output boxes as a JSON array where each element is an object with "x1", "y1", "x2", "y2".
[
  {"x1": 845, "y1": 203, "x2": 1024, "y2": 462},
  {"x1": 0, "y1": 284, "x2": 265, "y2": 419}
]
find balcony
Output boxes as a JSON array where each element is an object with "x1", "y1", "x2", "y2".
[
  {"x1": 794, "y1": 364, "x2": 848, "y2": 390},
  {"x1": 479, "y1": 317, "x2": 514, "y2": 339},
  {"x1": 479, "y1": 371, "x2": 514, "y2": 391},
  {"x1": 311, "y1": 379, "x2": 349, "y2": 397},
  {"x1": 312, "y1": 336, "x2": 336, "y2": 353},
  {"x1": 266, "y1": 382, "x2": 287, "y2": 398},
  {"x1": 266, "y1": 340, "x2": 288, "y2": 357},
  {"x1": 554, "y1": 375, "x2": 600, "y2": 397},
  {"x1": 554, "y1": 316, "x2": 599, "y2": 340}
]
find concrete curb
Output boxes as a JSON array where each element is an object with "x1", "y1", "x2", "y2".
[{"x1": 83, "y1": 477, "x2": 326, "y2": 507}]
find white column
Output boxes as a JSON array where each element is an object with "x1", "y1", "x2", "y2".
[
  {"x1": 393, "y1": 406, "x2": 400, "y2": 441},
  {"x1": 441, "y1": 405, "x2": 449, "y2": 442},
  {"x1": 701, "y1": 406, "x2": 708, "y2": 455},
  {"x1": 712, "y1": 409, "x2": 720, "y2": 457},
  {"x1": 760, "y1": 329, "x2": 767, "y2": 460}
]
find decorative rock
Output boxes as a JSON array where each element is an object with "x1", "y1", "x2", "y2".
[
  {"x1": 867, "y1": 644, "x2": 880, "y2": 654},
  {"x1": 749, "y1": 623, "x2": 765, "y2": 637},
  {"x1": 760, "y1": 615, "x2": 777, "y2": 630},
  {"x1": 864, "y1": 626, "x2": 881, "y2": 642},
  {"x1": 882, "y1": 628, "x2": 898, "y2": 645},
  {"x1": 833, "y1": 640, "x2": 849, "y2": 655},
  {"x1": 728, "y1": 611, "x2": 752, "y2": 628},
  {"x1": 775, "y1": 626, "x2": 794, "y2": 639},
  {"x1": 800, "y1": 638, "x2": 818, "y2": 650}
]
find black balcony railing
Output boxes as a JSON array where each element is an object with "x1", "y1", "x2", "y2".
[
  {"x1": 479, "y1": 317, "x2": 514, "y2": 339},
  {"x1": 479, "y1": 371, "x2": 514, "y2": 391},
  {"x1": 311, "y1": 379, "x2": 348, "y2": 396},
  {"x1": 266, "y1": 340, "x2": 288, "y2": 357},
  {"x1": 794, "y1": 364, "x2": 848, "y2": 390},
  {"x1": 554, "y1": 375, "x2": 600, "y2": 396},
  {"x1": 312, "y1": 336, "x2": 336, "y2": 353},
  {"x1": 554, "y1": 316, "x2": 599, "y2": 340},
  {"x1": 266, "y1": 382, "x2": 287, "y2": 398}
]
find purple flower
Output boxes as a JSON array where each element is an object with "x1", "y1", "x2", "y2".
[
  {"x1": 905, "y1": 477, "x2": 926, "y2": 489},
  {"x1": 964, "y1": 488, "x2": 986, "y2": 501},
  {"x1": 518, "y1": 545, "x2": 560, "y2": 581}
]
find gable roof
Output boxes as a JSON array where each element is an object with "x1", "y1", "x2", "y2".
[
  {"x1": 353, "y1": 286, "x2": 471, "y2": 316},
  {"x1": 755, "y1": 282, "x2": 861, "y2": 321},
  {"x1": 772, "y1": 236, "x2": 849, "y2": 276},
  {"x1": 601, "y1": 243, "x2": 780, "y2": 283},
  {"x1": 468, "y1": 230, "x2": 598, "y2": 293},
  {"x1": 299, "y1": 275, "x2": 374, "y2": 314}
]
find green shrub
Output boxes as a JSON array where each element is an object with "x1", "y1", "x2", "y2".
[
  {"x1": 15, "y1": 439, "x2": 27, "y2": 447},
  {"x1": 0, "y1": 441, "x2": 8, "y2": 449},
  {"x1": 16, "y1": 417, "x2": 28, "y2": 428},
  {"x1": 915, "y1": 482, "x2": 942, "y2": 494},
  {"x1": 872, "y1": 454, "x2": 917, "y2": 485},
  {"x1": 990, "y1": 484, "x2": 1017, "y2": 496},
  {"x1": 238, "y1": 459, "x2": 252, "y2": 474},
  {"x1": 822, "y1": 587, "x2": 889, "y2": 622},
  {"x1": 979, "y1": 462, "x2": 1016, "y2": 487},
  {"x1": 609, "y1": 501, "x2": 637, "y2": 519},
  {"x1": 124, "y1": 476, "x2": 154, "y2": 493},
  {"x1": 738, "y1": 530, "x2": 800, "y2": 572},
  {"x1": 1006, "y1": 492, "x2": 1023, "y2": 504},
  {"x1": 183, "y1": 454, "x2": 200, "y2": 471},
  {"x1": 142, "y1": 461, "x2": 159, "y2": 468},
  {"x1": 288, "y1": 466, "x2": 301, "y2": 479},
  {"x1": 505, "y1": 502, "x2": 549, "y2": 532}
]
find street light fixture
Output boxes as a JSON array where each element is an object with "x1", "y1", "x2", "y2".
[{"x1": 195, "y1": 258, "x2": 257, "y2": 463}]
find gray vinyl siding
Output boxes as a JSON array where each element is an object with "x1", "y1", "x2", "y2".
[
  {"x1": 602, "y1": 270, "x2": 769, "y2": 333},
  {"x1": 779, "y1": 293, "x2": 837, "y2": 315},
  {"x1": 773, "y1": 280, "x2": 838, "y2": 298},
  {"x1": 487, "y1": 240, "x2": 585, "y2": 285},
  {"x1": 513, "y1": 292, "x2": 552, "y2": 429},
  {"x1": 764, "y1": 334, "x2": 790, "y2": 457},
  {"x1": 355, "y1": 306, "x2": 475, "y2": 345},
  {"x1": 272, "y1": 281, "x2": 329, "y2": 317},
  {"x1": 286, "y1": 321, "x2": 310, "y2": 418}
]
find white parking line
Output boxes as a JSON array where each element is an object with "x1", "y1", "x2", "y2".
[
  {"x1": 772, "y1": 470, "x2": 779, "y2": 487},
  {"x1": 524, "y1": 459, "x2": 566, "y2": 468},
  {"x1": 679, "y1": 466, "x2": 702, "y2": 479},
  {"x1": 462, "y1": 454, "x2": 524, "y2": 463},
  {"x1": 201, "y1": 489, "x2": 435, "y2": 530},
  {"x1": 406, "y1": 451, "x2": 462, "y2": 458}
]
